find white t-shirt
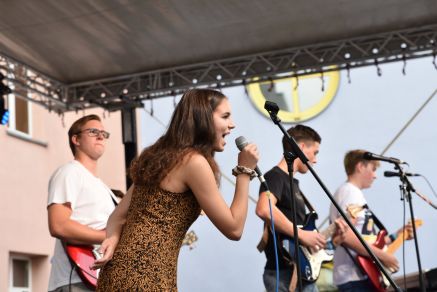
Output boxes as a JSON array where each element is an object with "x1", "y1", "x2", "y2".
[
  {"x1": 47, "y1": 160, "x2": 117, "y2": 291},
  {"x1": 329, "y1": 182, "x2": 377, "y2": 286}
]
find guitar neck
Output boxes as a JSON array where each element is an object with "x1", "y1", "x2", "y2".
[
  {"x1": 320, "y1": 222, "x2": 337, "y2": 239},
  {"x1": 320, "y1": 204, "x2": 364, "y2": 239},
  {"x1": 386, "y1": 234, "x2": 405, "y2": 255},
  {"x1": 386, "y1": 219, "x2": 423, "y2": 255}
]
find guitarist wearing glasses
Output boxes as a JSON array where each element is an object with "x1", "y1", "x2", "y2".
[
  {"x1": 256, "y1": 125, "x2": 347, "y2": 292},
  {"x1": 47, "y1": 115, "x2": 119, "y2": 292},
  {"x1": 329, "y1": 150, "x2": 415, "y2": 292}
]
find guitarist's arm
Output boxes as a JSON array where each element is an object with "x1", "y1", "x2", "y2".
[
  {"x1": 48, "y1": 202, "x2": 105, "y2": 245},
  {"x1": 256, "y1": 191, "x2": 326, "y2": 250},
  {"x1": 331, "y1": 219, "x2": 348, "y2": 245},
  {"x1": 341, "y1": 227, "x2": 399, "y2": 272},
  {"x1": 385, "y1": 222, "x2": 415, "y2": 245},
  {"x1": 92, "y1": 185, "x2": 133, "y2": 269}
]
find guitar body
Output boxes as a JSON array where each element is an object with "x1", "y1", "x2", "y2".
[
  {"x1": 281, "y1": 212, "x2": 334, "y2": 282},
  {"x1": 356, "y1": 230, "x2": 388, "y2": 292},
  {"x1": 65, "y1": 244, "x2": 100, "y2": 290},
  {"x1": 355, "y1": 219, "x2": 423, "y2": 292}
]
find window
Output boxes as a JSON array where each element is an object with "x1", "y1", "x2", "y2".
[
  {"x1": 9, "y1": 256, "x2": 31, "y2": 292},
  {"x1": 7, "y1": 64, "x2": 32, "y2": 136},
  {"x1": 8, "y1": 94, "x2": 31, "y2": 135}
]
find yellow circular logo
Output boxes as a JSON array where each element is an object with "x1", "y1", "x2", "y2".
[{"x1": 246, "y1": 70, "x2": 340, "y2": 123}]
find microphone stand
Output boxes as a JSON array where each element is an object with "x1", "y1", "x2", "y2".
[
  {"x1": 393, "y1": 163, "x2": 425, "y2": 292},
  {"x1": 264, "y1": 101, "x2": 401, "y2": 292},
  {"x1": 283, "y1": 150, "x2": 303, "y2": 292}
]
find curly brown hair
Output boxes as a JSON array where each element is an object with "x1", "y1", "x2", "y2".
[{"x1": 130, "y1": 89, "x2": 226, "y2": 187}]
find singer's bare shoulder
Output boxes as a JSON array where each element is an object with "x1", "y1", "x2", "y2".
[
  {"x1": 160, "y1": 151, "x2": 212, "y2": 193},
  {"x1": 183, "y1": 152, "x2": 211, "y2": 171},
  {"x1": 180, "y1": 151, "x2": 214, "y2": 179}
]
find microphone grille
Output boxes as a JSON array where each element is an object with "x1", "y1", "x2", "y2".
[
  {"x1": 235, "y1": 136, "x2": 248, "y2": 150},
  {"x1": 383, "y1": 171, "x2": 395, "y2": 177},
  {"x1": 363, "y1": 152, "x2": 373, "y2": 160}
]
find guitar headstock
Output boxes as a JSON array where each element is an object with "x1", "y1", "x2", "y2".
[
  {"x1": 411, "y1": 219, "x2": 423, "y2": 227},
  {"x1": 404, "y1": 219, "x2": 423, "y2": 239},
  {"x1": 182, "y1": 230, "x2": 198, "y2": 250},
  {"x1": 346, "y1": 204, "x2": 364, "y2": 219}
]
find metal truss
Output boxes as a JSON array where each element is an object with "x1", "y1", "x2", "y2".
[
  {"x1": 0, "y1": 55, "x2": 66, "y2": 113},
  {"x1": 2, "y1": 24, "x2": 437, "y2": 113}
]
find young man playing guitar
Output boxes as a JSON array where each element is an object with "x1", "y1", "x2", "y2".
[
  {"x1": 47, "y1": 115, "x2": 119, "y2": 291},
  {"x1": 256, "y1": 125, "x2": 346, "y2": 292},
  {"x1": 329, "y1": 149, "x2": 414, "y2": 292}
]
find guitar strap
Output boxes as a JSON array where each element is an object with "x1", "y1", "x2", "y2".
[
  {"x1": 256, "y1": 223, "x2": 269, "y2": 252},
  {"x1": 288, "y1": 262, "x2": 298, "y2": 292},
  {"x1": 110, "y1": 195, "x2": 118, "y2": 206},
  {"x1": 299, "y1": 190, "x2": 316, "y2": 214},
  {"x1": 363, "y1": 204, "x2": 388, "y2": 232},
  {"x1": 108, "y1": 188, "x2": 120, "y2": 206}
]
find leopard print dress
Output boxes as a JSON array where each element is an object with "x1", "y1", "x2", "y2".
[{"x1": 96, "y1": 185, "x2": 201, "y2": 291}]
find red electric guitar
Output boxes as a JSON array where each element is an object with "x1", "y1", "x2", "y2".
[
  {"x1": 65, "y1": 244, "x2": 101, "y2": 289},
  {"x1": 356, "y1": 219, "x2": 423, "y2": 292},
  {"x1": 65, "y1": 230, "x2": 199, "y2": 289}
]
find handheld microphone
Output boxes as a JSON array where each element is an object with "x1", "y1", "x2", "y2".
[
  {"x1": 363, "y1": 152, "x2": 405, "y2": 165},
  {"x1": 235, "y1": 136, "x2": 269, "y2": 189},
  {"x1": 384, "y1": 171, "x2": 420, "y2": 177}
]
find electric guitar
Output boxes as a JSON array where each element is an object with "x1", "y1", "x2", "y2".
[
  {"x1": 64, "y1": 244, "x2": 101, "y2": 289},
  {"x1": 280, "y1": 212, "x2": 333, "y2": 282},
  {"x1": 280, "y1": 205, "x2": 363, "y2": 282},
  {"x1": 64, "y1": 230, "x2": 199, "y2": 289},
  {"x1": 356, "y1": 219, "x2": 423, "y2": 292}
]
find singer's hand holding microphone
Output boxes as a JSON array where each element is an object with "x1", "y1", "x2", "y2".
[
  {"x1": 235, "y1": 136, "x2": 272, "y2": 190},
  {"x1": 235, "y1": 136, "x2": 259, "y2": 172}
]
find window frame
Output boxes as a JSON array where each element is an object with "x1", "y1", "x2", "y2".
[
  {"x1": 3, "y1": 63, "x2": 33, "y2": 138},
  {"x1": 9, "y1": 255, "x2": 32, "y2": 292}
]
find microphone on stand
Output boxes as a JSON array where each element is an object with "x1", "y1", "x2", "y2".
[
  {"x1": 384, "y1": 171, "x2": 420, "y2": 177},
  {"x1": 363, "y1": 152, "x2": 406, "y2": 164},
  {"x1": 235, "y1": 136, "x2": 269, "y2": 190}
]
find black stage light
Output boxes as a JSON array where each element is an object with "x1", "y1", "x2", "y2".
[
  {"x1": 0, "y1": 73, "x2": 11, "y2": 125},
  {"x1": 1, "y1": 96, "x2": 9, "y2": 125},
  {"x1": 0, "y1": 72, "x2": 12, "y2": 95},
  {"x1": 0, "y1": 72, "x2": 12, "y2": 125}
]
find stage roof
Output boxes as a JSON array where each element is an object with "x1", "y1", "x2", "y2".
[{"x1": 1, "y1": 0, "x2": 437, "y2": 111}]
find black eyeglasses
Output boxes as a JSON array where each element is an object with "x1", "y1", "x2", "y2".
[{"x1": 75, "y1": 128, "x2": 110, "y2": 139}]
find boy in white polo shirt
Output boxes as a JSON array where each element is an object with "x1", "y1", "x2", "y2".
[
  {"x1": 47, "y1": 115, "x2": 118, "y2": 292},
  {"x1": 329, "y1": 149, "x2": 413, "y2": 292}
]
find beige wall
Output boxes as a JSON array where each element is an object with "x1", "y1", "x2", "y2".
[{"x1": 0, "y1": 102, "x2": 136, "y2": 291}]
